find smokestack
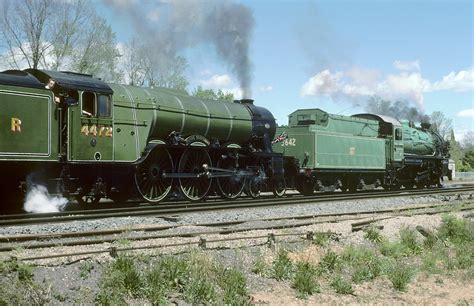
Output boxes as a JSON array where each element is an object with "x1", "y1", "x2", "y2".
[{"x1": 240, "y1": 99, "x2": 254, "y2": 104}]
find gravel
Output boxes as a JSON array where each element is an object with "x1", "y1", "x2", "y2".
[{"x1": 0, "y1": 193, "x2": 470, "y2": 237}]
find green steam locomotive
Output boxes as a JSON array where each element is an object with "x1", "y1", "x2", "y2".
[
  {"x1": 0, "y1": 69, "x2": 450, "y2": 208},
  {"x1": 273, "y1": 109, "x2": 450, "y2": 195},
  {"x1": 0, "y1": 69, "x2": 283, "y2": 205}
]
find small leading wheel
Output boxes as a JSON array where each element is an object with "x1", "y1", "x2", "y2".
[
  {"x1": 178, "y1": 147, "x2": 212, "y2": 201},
  {"x1": 216, "y1": 156, "x2": 245, "y2": 199},
  {"x1": 246, "y1": 176, "x2": 261, "y2": 198},
  {"x1": 272, "y1": 178, "x2": 286, "y2": 197},
  {"x1": 135, "y1": 147, "x2": 174, "y2": 203}
]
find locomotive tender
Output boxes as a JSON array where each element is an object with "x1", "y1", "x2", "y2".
[
  {"x1": 273, "y1": 109, "x2": 450, "y2": 195},
  {"x1": 0, "y1": 69, "x2": 284, "y2": 205}
]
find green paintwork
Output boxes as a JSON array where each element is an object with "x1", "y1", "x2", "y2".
[
  {"x1": 400, "y1": 120, "x2": 436, "y2": 156},
  {"x1": 274, "y1": 109, "x2": 386, "y2": 170},
  {"x1": 0, "y1": 85, "x2": 58, "y2": 161},
  {"x1": 109, "y1": 84, "x2": 253, "y2": 162}
]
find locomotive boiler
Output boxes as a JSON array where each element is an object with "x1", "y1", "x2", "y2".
[{"x1": 0, "y1": 69, "x2": 284, "y2": 206}]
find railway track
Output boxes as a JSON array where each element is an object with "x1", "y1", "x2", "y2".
[
  {"x1": 1, "y1": 185, "x2": 473, "y2": 227},
  {"x1": 2, "y1": 201, "x2": 473, "y2": 259}
]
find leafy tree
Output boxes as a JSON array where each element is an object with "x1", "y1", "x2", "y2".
[
  {"x1": 462, "y1": 148, "x2": 474, "y2": 171},
  {"x1": 192, "y1": 86, "x2": 234, "y2": 102}
]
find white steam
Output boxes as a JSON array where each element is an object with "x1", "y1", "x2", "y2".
[{"x1": 24, "y1": 185, "x2": 67, "y2": 213}]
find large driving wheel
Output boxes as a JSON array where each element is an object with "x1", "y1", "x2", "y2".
[
  {"x1": 178, "y1": 147, "x2": 212, "y2": 201},
  {"x1": 135, "y1": 147, "x2": 174, "y2": 203},
  {"x1": 216, "y1": 155, "x2": 245, "y2": 199}
]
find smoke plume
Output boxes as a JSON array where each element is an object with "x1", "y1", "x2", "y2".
[
  {"x1": 24, "y1": 185, "x2": 67, "y2": 213},
  {"x1": 365, "y1": 96, "x2": 430, "y2": 123},
  {"x1": 104, "y1": 0, "x2": 255, "y2": 97}
]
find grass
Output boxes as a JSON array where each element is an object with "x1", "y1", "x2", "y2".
[
  {"x1": 364, "y1": 225, "x2": 384, "y2": 244},
  {"x1": 341, "y1": 246, "x2": 383, "y2": 283},
  {"x1": 95, "y1": 252, "x2": 250, "y2": 305},
  {"x1": 330, "y1": 275, "x2": 354, "y2": 295},
  {"x1": 437, "y1": 215, "x2": 473, "y2": 245},
  {"x1": 313, "y1": 232, "x2": 330, "y2": 246},
  {"x1": 399, "y1": 227, "x2": 422, "y2": 255},
  {"x1": 292, "y1": 262, "x2": 320, "y2": 298},
  {"x1": 319, "y1": 250, "x2": 340, "y2": 273},
  {"x1": 386, "y1": 261, "x2": 414, "y2": 291},
  {"x1": 271, "y1": 249, "x2": 294, "y2": 280},
  {"x1": 79, "y1": 260, "x2": 94, "y2": 279}
]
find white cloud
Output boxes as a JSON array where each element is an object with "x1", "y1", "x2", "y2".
[
  {"x1": 201, "y1": 74, "x2": 232, "y2": 88},
  {"x1": 301, "y1": 63, "x2": 474, "y2": 111},
  {"x1": 457, "y1": 108, "x2": 474, "y2": 118},
  {"x1": 431, "y1": 67, "x2": 474, "y2": 92},
  {"x1": 393, "y1": 60, "x2": 420, "y2": 72},
  {"x1": 259, "y1": 85, "x2": 273, "y2": 92},
  {"x1": 146, "y1": 9, "x2": 160, "y2": 21}
]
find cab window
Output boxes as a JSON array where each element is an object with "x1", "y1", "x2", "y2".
[
  {"x1": 395, "y1": 128, "x2": 402, "y2": 140},
  {"x1": 82, "y1": 92, "x2": 96, "y2": 116},
  {"x1": 97, "y1": 95, "x2": 111, "y2": 117}
]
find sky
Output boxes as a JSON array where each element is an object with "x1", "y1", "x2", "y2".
[{"x1": 5, "y1": 0, "x2": 474, "y2": 139}]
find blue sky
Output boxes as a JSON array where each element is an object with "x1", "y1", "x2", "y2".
[{"x1": 77, "y1": 1, "x2": 474, "y2": 138}]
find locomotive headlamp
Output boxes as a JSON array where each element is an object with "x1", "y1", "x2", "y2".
[{"x1": 265, "y1": 123, "x2": 270, "y2": 129}]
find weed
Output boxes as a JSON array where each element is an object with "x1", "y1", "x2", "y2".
[
  {"x1": 379, "y1": 240, "x2": 407, "y2": 258},
  {"x1": 399, "y1": 227, "x2": 422, "y2": 255},
  {"x1": 220, "y1": 268, "x2": 249, "y2": 305},
  {"x1": 79, "y1": 260, "x2": 94, "y2": 279},
  {"x1": 292, "y1": 262, "x2": 320, "y2": 298},
  {"x1": 17, "y1": 263, "x2": 33, "y2": 282},
  {"x1": 319, "y1": 250, "x2": 340, "y2": 273},
  {"x1": 438, "y1": 215, "x2": 473, "y2": 246},
  {"x1": 421, "y1": 249, "x2": 445, "y2": 274},
  {"x1": 423, "y1": 232, "x2": 438, "y2": 249},
  {"x1": 341, "y1": 245, "x2": 382, "y2": 283},
  {"x1": 184, "y1": 276, "x2": 217, "y2": 305},
  {"x1": 252, "y1": 255, "x2": 266, "y2": 276},
  {"x1": 313, "y1": 232, "x2": 330, "y2": 246},
  {"x1": 330, "y1": 275, "x2": 353, "y2": 295},
  {"x1": 364, "y1": 226, "x2": 384, "y2": 244},
  {"x1": 387, "y1": 261, "x2": 414, "y2": 291},
  {"x1": 271, "y1": 249, "x2": 293, "y2": 280}
]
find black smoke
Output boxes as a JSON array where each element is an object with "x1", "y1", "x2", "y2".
[
  {"x1": 365, "y1": 96, "x2": 430, "y2": 123},
  {"x1": 104, "y1": 0, "x2": 255, "y2": 97}
]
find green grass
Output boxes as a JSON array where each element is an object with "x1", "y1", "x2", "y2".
[
  {"x1": 292, "y1": 262, "x2": 320, "y2": 298},
  {"x1": 364, "y1": 226, "x2": 384, "y2": 244},
  {"x1": 399, "y1": 227, "x2": 422, "y2": 255},
  {"x1": 341, "y1": 246, "x2": 383, "y2": 283},
  {"x1": 319, "y1": 250, "x2": 340, "y2": 273},
  {"x1": 437, "y1": 215, "x2": 474, "y2": 245},
  {"x1": 271, "y1": 249, "x2": 294, "y2": 280},
  {"x1": 79, "y1": 260, "x2": 94, "y2": 279},
  {"x1": 313, "y1": 232, "x2": 330, "y2": 246},
  {"x1": 386, "y1": 261, "x2": 414, "y2": 291},
  {"x1": 330, "y1": 275, "x2": 353, "y2": 295},
  {"x1": 252, "y1": 255, "x2": 267, "y2": 276}
]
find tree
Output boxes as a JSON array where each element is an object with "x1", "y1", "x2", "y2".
[
  {"x1": 429, "y1": 111, "x2": 453, "y2": 140},
  {"x1": 0, "y1": 0, "x2": 50, "y2": 69},
  {"x1": 462, "y1": 131, "x2": 474, "y2": 149},
  {"x1": 0, "y1": 0, "x2": 120, "y2": 81},
  {"x1": 192, "y1": 86, "x2": 234, "y2": 102}
]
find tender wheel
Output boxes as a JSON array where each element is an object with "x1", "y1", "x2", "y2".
[
  {"x1": 135, "y1": 147, "x2": 174, "y2": 203},
  {"x1": 272, "y1": 178, "x2": 286, "y2": 197},
  {"x1": 178, "y1": 147, "x2": 212, "y2": 201},
  {"x1": 216, "y1": 156, "x2": 245, "y2": 199},
  {"x1": 247, "y1": 176, "x2": 261, "y2": 198}
]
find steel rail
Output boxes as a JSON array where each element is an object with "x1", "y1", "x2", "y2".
[
  {"x1": 2, "y1": 202, "x2": 473, "y2": 252},
  {"x1": 0, "y1": 186, "x2": 472, "y2": 227}
]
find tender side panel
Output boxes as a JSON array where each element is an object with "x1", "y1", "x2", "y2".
[
  {"x1": 314, "y1": 132, "x2": 386, "y2": 169},
  {"x1": 0, "y1": 88, "x2": 55, "y2": 160}
]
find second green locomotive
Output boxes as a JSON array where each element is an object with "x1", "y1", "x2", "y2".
[{"x1": 273, "y1": 109, "x2": 449, "y2": 194}]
